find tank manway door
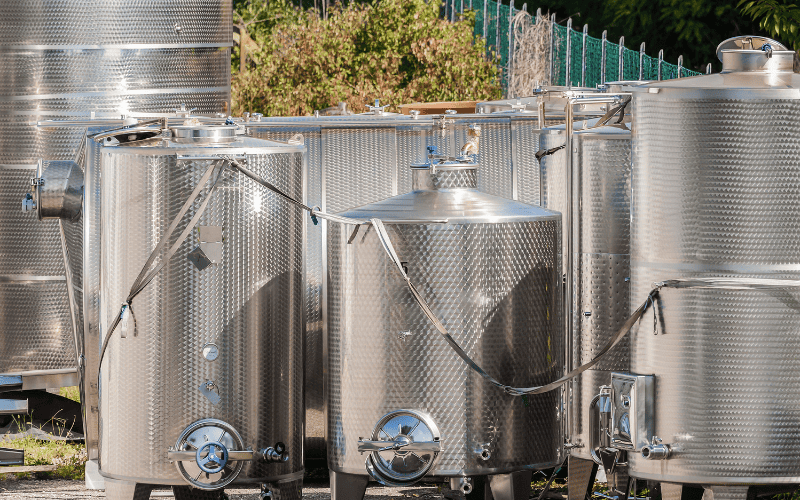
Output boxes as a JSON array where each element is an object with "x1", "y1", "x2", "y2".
[
  {"x1": 167, "y1": 419, "x2": 253, "y2": 490},
  {"x1": 358, "y1": 409, "x2": 441, "y2": 487}
]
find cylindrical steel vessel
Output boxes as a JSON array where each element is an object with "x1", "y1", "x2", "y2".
[
  {"x1": 98, "y1": 126, "x2": 304, "y2": 497},
  {"x1": 325, "y1": 155, "x2": 563, "y2": 499},
  {"x1": 3, "y1": 0, "x2": 231, "y2": 394},
  {"x1": 628, "y1": 37, "x2": 800, "y2": 485}
]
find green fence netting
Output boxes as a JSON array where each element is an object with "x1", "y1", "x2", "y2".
[{"x1": 470, "y1": 0, "x2": 702, "y2": 89}]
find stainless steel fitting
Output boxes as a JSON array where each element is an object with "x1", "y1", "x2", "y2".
[
  {"x1": 261, "y1": 442, "x2": 289, "y2": 463},
  {"x1": 641, "y1": 443, "x2": 671, "y2": 460},
  {"x1": 450, "y1": 477, "x2": 473, "y2": 495}
]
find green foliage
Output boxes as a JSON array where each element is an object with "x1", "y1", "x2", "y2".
[
  {"x1": 232, "y1": 0, "x2": 502, "y2": 116},
  {"x1": 739, "y1": 0, "x2": 800, "y2": 50},
  {"x1": 0, "y1": 414, "x2": 86, "y2": 481},
  {"x1": 58, "y1": 386, "x2": 80, "y2": 403}
]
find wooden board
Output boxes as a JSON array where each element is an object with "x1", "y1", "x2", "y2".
[{"x1": 0, "y1": 465, "x2": 58, "y2": 474}]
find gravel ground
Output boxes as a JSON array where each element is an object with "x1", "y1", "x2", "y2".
[{"x1": 0, "y1": 479, "x2": 452, "y2": 499}]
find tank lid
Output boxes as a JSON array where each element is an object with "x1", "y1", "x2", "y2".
[{"x1": 170, "y1": 124, "x2": 238, "y2": 143}]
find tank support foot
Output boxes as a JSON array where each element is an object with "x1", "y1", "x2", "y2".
[
  {"x1": 330, "y1": 470, "x2": 369, "y2": 500},
  {"x1": 486, "y1": 470, "x2": 533, "y2": 500},
  {"x1": 83, "y1": 459, "x2": 105, "y2": 490},
  {"x1": 568, "y1": 456, "x2": 598, "y2": 500},
  {"x1": 172, "y1": 485, "x2": 226, "y2": 500},
  {"x1": 103, "y1": 478, "x2": 152, "y2": 500},
  {"x1": 660, "y1": 483, "x2": 705, "y2": 500},
  {"x1": 262, "y1": 479, "x2": 303, "y2": 500}
]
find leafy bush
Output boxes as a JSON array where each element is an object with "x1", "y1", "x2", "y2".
[
  {"x1": 232, "y1": 0, "x2": 502, "y2": 116},
  {"x1": 739, "y1": 0, "x2": 800, "y2": 51}
]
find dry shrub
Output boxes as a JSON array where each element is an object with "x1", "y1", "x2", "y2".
[{"x1": 507, "y1": 10, "x2": 551, "y2": 98}]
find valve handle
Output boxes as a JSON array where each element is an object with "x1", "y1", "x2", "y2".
[{"x1": 195, "y1": 441, "x2": 229, "y2": 474}]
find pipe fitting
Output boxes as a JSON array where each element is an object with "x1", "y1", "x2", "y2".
[
  {"x1": 261, "y1": 442, "x2": 289, "y2": 463},
  {"x1": 641, "y1": 443, "x2": 670, "y2": 460},
  {"x1": 451, "y1": 477, "x2": 473, "y2": 495},
  {"x1": 475, "y1": 446, "x2": 491, "y2": 461}
]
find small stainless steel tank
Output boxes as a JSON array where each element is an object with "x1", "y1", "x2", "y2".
[
  {"x1": 2, "y1": 0, "x2": 230, "y2": 407},
  {"x1": 96, "y1": 125, "x2": 304, "y2": 500},
  {"x1": 325, "y1": 146, "x2": 564, "y2": 500},
  {"x1": 622, "y1": 36, "x2": 800, "y2": 495}
]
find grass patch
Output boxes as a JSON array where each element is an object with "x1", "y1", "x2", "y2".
[
  {"x1": 58, "y1": 386, "x2": 80, "y2": 403},
  {"x1": 0, "y1": 414, "x2": 86, "y2": 481}
]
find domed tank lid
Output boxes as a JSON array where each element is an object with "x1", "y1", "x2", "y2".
[{"x1": 642, "y1": 36, "x2": 799, "y2": 92}]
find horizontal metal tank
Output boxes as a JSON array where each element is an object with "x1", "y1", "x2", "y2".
[
  {"x1": 625, "y1": 36, "x2": 800, "y2": 495},
  {"x1": 2, "y1": 0, "x2": 231, "y2": 409},
  {"x1": 325, "y1": 148, "x2": 564, "y2": 500},
  {"x1": 96, "y1": 125, "x2": 304, "y2": 500}
]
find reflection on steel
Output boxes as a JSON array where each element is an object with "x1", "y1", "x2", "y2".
[
  {"x1": 97, "y1": 127, "x2": 303, "y2": 494},
  {"x1": 326, "y1": 152, "x2": 563, "y2": 498},
  {"x1": 629, "y1": 36, "x2": 800, "y2": 485}
]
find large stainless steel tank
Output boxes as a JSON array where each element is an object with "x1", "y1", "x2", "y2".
[
  {"x1": 325, "y1": 152, "x2": 563, "y2": 500},
  {"x1": 2, "y1": 0, "x2": 231, "y2": 400},
  {"x1": 244, "y1": 106, "x2": 606, "y2": 461},
  {"x1": 96, "y1": 125, "x2": 304, "y2": 500},
  {"x1": 625, "y1": 36, "x2": 800, "y2": 494}
]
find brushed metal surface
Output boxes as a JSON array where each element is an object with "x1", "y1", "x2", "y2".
[
  {"x1": 538, "y1": 125, "x2": 632, "y2": 460},
  {"x1": 1, "y1": 0, "x2": 231, "y2": 391},
  {"x1": 326, "y1": 166, "x2": 564, "y2": 477},
  {"x1": 629, "y1": 91, "x2": 800, "y2": 483},
  {"x1": 99, "y1": 141, "x2": 304, "y2": 484}
]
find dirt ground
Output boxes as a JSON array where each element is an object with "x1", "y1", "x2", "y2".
[{"x1": 0, "y1": 479, "x2": 452, "y2": 499}]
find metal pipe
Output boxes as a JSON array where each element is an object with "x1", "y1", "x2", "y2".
[
  {"x1": 483, "y1": 0, "x2": 488, "y2": 53},
  {"x1": 618, "y1": 36, "x2": 624, "y2": 80},
  {"x1": 600, "y1": 30, "x2": 607, "y2": 85},
  {"x1": 677, "y1": 55, "x2": 683, "y2": 78},
  {"x1": 566, "y1": 18, "x2": 572, "y2": 87},
  {"x1": 658, "y1": 49, "x2": 663, "y2": 80},
  {"x1": 581, "y1": 24, "x2": 588, "y2": 87},
  {"x1": 706, "y1": 62, "x2": 712, "y2": 74},
  {"x1": 550, "y1": 13, "x2": 556, "y2": 85},
  {"x1": 564, "y1": 97, "x2": 575, "y2": 444},
  {"x1": 639, "y1": 42, "x2": 645, "y2": 80},
  {"x1": 641, "y1": 443, "x2": 671, "y2": 460}
]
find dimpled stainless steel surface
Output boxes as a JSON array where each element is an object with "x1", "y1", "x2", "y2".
[
  {"x1": 1, "y1": 0, "x2": 231, "y2": 386},
  {"x1": 537, "y1": 124, "x2": 632, "y2": 461},
  {"x1": 327, "y1": 166, "x2": 564, "y2": 478},
  {"x1": 628, "y1": 74, "x2": 800, "y2": 482},
  {"x1": 99, "y1": 138, "x2": 303, "y2": 484}
]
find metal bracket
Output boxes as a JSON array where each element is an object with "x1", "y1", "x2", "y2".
[{"x1": 0, "y1": 447, "x2": 24, "y2": 466}]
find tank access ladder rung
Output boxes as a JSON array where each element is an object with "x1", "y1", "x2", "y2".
[
  {"x1": 0, "y1": 399, "x2": 28, "y2": 415},
  {"x1": 0, "y1": 375, "x2": 22, "y2": 393},
  {"x1": 0, "y1": 447, "x2": 24, "y2": 466}
]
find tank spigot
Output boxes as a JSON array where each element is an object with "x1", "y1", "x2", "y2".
[
  {"x1": 21, "y1": 193, "x2": 36, "y2": 213},
  {"x1": 641, "y1": 437, "x2": 670, "y2": 460},
  {"x1": 261, "y1": 442, "x2": 289, "y2": 463},
  {"x1": 451, "y1": 477, "x2": 473, "y2": 495}
]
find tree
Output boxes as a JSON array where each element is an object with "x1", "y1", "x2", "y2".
[{"x1": 739, "y1": 0, "x2": 800, "y2": 50}]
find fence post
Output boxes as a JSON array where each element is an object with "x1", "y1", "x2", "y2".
[
  {"x1": 508, "y1": 0, "x2": 515, "y2": 95},
  {"x1": 483, "y1": 0, "x2": 488, "y2": 54},
  {"x1": 550, "y1": 13, "x2": 556, "y2": 85},
  {"x1": 658, "y1": 49, "x2": 663, "y2": 80},
  {"x1": 581, "y1": 24, "x2": 588, "y2": 87},
  {"x1": 639, "y1": 42, "x2": 645, "y2": 80},
  {"x1": 618, "y1": 36, "x2": 624, "y2": 81},
  {"x1": 565, "y1": 18, "x2": 572, "y2": 87},
  {"x1": 495, "y1": 0, "x2": 501, "y2": 58},
  {"x1": 706, "y1": 62, "x2": 712, "y2": 74},
  {"x1": 677, "y1": 55, "x2": 683, "y2": 78},
  {"x1": 600, "y1": 30, "x2": 607, "y2": 85},
  {"x1": 460, "y1": 0, "x2": 464, "y2": 15}
]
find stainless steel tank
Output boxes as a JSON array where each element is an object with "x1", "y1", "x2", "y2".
[
  {"x1": 2, "y1": 0, "x2": 231, "y2": 403},
  {"x1": 95, "y1": 125, "x2": 304, "y2": 500},
  {"x1": 325, "y1": 150, "x2": 564, "y2": 500},
  {"x1": 624, "y1": 36, "x2": 800, "y2": 494}
]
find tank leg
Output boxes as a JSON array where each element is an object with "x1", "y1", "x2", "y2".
[
  {"x1": 263, "y1": 479, "x2": 303, "y2": 500},
  {"x1": 607, "y1": 465, "x2": 630, "y2": 499},
  {"x1": 486, "y1": 470, "x2": 533, "y2": 500},
  {"x1": 330, "y1": 470, "x2": 368, "y2": 500},
  {"x1": 568, "y1": 456, "x2": 598, "y2": 500},
  {"x1": 464, "y1": 476, "x2": 488, "y2": 500},
  {"x1": 103, "y1": 478, "x2": 152, "y2": 500},
  {"x1": 172, "y1": 485, "x2": 226, "y2": 500},
  {"x1": 702, "y1": 485, "x2": 751, "y2": 500},
  {"x1": 84, "y1": 459, "x2": 105, "y2": 490},
  {"x1": 660, "y1": 482, "x2": 705, "y2": 500}
]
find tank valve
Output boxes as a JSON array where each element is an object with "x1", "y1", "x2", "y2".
[
  {"x1": 21, "y1": 193, "x2": 35, "y2": 213},
  {"x1": 474, "y1": 445, "x2": 491, "y2": 461},
  {"x1": 261, "y1": 442, "x2": 289, "y2": 463},
  {"x1": 641, "y1": 443, "x2": 670, "y2": 460},
  {"x1": 451, "y1": 477, "x2": 473, "y2": 495}
]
